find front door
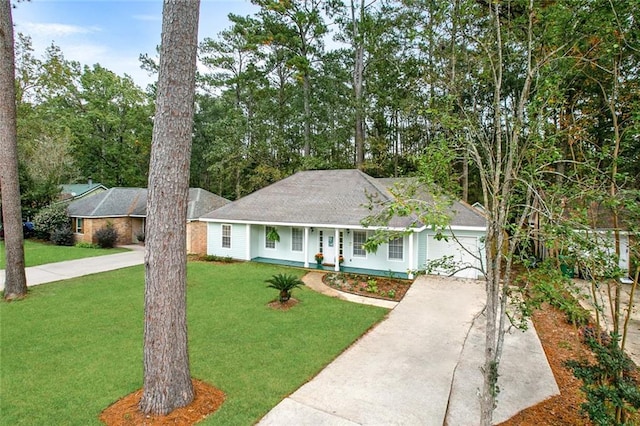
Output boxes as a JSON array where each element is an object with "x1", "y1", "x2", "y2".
[{"x1": 323, "y1": 232, "x2": 336, "y2": 264}]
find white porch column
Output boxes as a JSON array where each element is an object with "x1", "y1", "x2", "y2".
[
  {"x1": 245, "y1": 224, "x2": 251, "y2": 260},
  {"x1": 408, "y1": 232, "x2": 414, "y2": 279},
  {"x1": 304, "y1": 227, "x2": 310, "y2": 268},
  {"x1": 334, "y1": 228, "x2": 340, "y2": 272}
]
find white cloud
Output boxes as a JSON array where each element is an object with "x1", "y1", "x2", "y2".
[
  {"x1": 63, "y1": 42, "x2": 109, "y2": 65},
  {"x1": 21, "y1": 22, "x2": 101, "y2": 38},
  {"x1": 132, "y1": 14, "x2": 160, "y2": 22}
]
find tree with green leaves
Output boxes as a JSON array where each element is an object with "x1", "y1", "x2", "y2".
[
  {"x1": 266, "y1": 273, "x2": 304, "y2": 302},
  {"x1": 14, "y1": 36, "x2": 78, "y2": 217},
  {"x1": 62, "y1": 64, "x2": 153, "y2": 187},
  {"x1": 252, "y1": 0, "x2": 328, "y2": 157},
  {"x1": 358, "y1": 1, "x2": 603, "y2": 423}
]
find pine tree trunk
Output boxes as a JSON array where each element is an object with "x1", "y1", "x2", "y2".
[
  {"x1": 303, "y1": 72, "x2": 311, "y2": 157},
  {"x1": 352, "y1": 0, "x2": 365, "y2": 168},
  {"x1": 139, "y1": 0, "x2": 200, "y2": 416},
  {"x1": 0, "y1": 0, "x2": 27, "y2": 301}
]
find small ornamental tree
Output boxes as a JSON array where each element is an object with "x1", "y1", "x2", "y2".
[{"x1": 266, "y1": 273, "x2": 304, "y2": 303}]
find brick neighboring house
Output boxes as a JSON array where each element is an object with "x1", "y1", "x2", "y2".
[{"x1": 67, "y1": 187, "x2": 229, "y2": 254}]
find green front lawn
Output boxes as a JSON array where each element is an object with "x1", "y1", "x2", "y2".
[
  {"x1": 0, "y1": 240, "x2": 129, "y2": 269},
  {"x1": 0, "y1": 262, "x2": 388, "y2": 425}
]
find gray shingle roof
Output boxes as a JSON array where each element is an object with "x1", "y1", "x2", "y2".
[
  {"x1": 378, "y1": 178, "x2": 486, "y2": 228},
  {"x1": 201, "y1": 170, "x2": 486, "y2": 229},
  {"x1": 187, "y1": 188, "x2": 230, "y2": 221},
  {"x1": 68, "y1": 187, "x2": 229, "y2": 220}
]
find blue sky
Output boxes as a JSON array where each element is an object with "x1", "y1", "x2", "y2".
[{"x1": 12, "y1": 0, "x2": 259, "y2": 88}]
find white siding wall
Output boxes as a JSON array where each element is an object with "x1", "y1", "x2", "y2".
[
  {"x1": 341, "y1": 231, "x2": 411, "y2": 276},
  {"x1": 238, "y1": 225, "x2": 318, "y2": 264},
  {"x1": 207, "y1": 223, "x2": 247, "y2": 259},
  {"x1": 206, "y1": 222, "x2": 486, "y2": 279}
]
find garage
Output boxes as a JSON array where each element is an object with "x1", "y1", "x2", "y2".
[{"x1": 426, "y1": 234, "x2": 483, "y2": 279}]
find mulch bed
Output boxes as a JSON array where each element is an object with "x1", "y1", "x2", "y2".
[
  {"x1": 267, "y1": 297, "x2": 299, "y2": 310},
  {"x1": 499, "y1": 302, "x2": 639, "y2": 425},
  {"x1": 323, "y1": 272, "x2": 413, "y2": 301},
  {"x1": 99, "y1": 379, "x2": 225, "y2": 426}
]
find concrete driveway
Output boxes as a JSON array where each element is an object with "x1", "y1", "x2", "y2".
[
  {"x1": 0, "y1": 245, "x2": 144, "y2": 291},
  {"x1": 259, "y1": 274, "x2": 559, "y2": 425}
]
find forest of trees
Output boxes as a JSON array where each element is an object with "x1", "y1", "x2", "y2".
[{"x1": 13, "y1": 0, "x2": 637, "y2": 214}]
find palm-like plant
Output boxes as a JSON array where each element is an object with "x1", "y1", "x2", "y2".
[{"x1": 266, "y1": 273, "x2": 304, "y2": 303}]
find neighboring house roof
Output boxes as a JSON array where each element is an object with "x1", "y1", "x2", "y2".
[
  {"x1": 60, "y1": 182, "x2": 108, "y2": 200},
  {"x1": 187, "y1": 188, "x2": 229, "y2": 221},
  {"x1": 200, "y1": 169, "x2": 486, "y2": 230},
  {"x1": 68, "y1": 187, "x2": 229, "y2": 220}
]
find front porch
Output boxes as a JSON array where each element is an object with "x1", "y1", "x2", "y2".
[{"x1": 252, "y1": 257, "x2": 410, "y2": 279}]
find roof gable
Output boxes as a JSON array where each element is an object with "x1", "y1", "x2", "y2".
[
  {"x1": 68, "y1": 187, "x2": 229, "y2": 220},
  {"x1": 59, "y1": 182, "x2": 108, "y2": 200}
]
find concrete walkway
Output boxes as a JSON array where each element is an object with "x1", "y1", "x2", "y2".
[
  {"x1": 259, "y1": 274, "x2": 559, "y2": 425},
  {"x1": 303, "y1": 271, "x2": 398, "y2": 309},
  {"x1": 0, "y1": 245, "x2": 144, "y2": 291}
]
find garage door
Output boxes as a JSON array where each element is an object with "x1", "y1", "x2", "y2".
[{"x1": 427, "y1": 235, "x2": 481, "y2": 279}]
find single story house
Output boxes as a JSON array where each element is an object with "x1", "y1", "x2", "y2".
[
  {"x1": 200, "y1": 169, "x2": 487, "y2": 279},
  {"x1": 67, "y1": 187, "x2": 229, "y2": 254}
]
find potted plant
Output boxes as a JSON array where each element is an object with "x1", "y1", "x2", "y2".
[
  {"x1": 265, "y1": 273, "x2": 304, "y2": 303},
  {"x1": 315, "y1": 252, "x2": 324, "y2": 267},
  {"x1": 266, "y1": 227, "x2": 280, "y2": 242},
  {"x1": 338, "y1": 255, "x2": 345, "y2": 271}
]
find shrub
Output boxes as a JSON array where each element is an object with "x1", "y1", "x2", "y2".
[
  {"x1": 135, "y1": 231, "x2": 145, "y2": 243},
  {"x1": 75, "y1": 242, "x2": 99, "y2": 249},
  {"x1": 199, "y1": 254, "x2": 234, "y2": 263},
  {"x1": 566, "y1": 333, "x2": 640, "y2": 425},
  {"x1": 94, "y1": 224, "x2": 118, "y2": 248},
  {"x1": 50, "y1": 227, "x2": 74, "y2": 246},
  {"x1": 517, "y1": 262, "x2": 590, "y2": 327},
  {"x1": 33, "y1": 203, "x2": 70, "y2": 241},
  {"x1": 265, "y1": 273, "x2": 304, "y2": 303}
]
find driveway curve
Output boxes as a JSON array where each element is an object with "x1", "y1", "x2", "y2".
[{"x1": 259, "y1": 274, "x2": 559, "y2": 425}]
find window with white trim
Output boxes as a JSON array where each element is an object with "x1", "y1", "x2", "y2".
[
  {"x1": 265, "y1": 226, "x2": 276, "y2": 249},
  {"x1": 353, "y1": 230, "x2": 367, "y2": 257},
  {"x1": 291, "y1": 228, "x2": 303, "y2": 252},
  {"x1": 221, "y1": 224, "x2": 231, "y2": 248},
  {"x1": 388, "y1": 236, "x2": 403, "y2": 260}
]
